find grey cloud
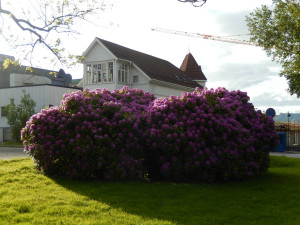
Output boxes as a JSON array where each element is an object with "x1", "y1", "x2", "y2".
[
  {"x1": 250, "y1": 92, "x2": 300, "y2": 113},
  {"x1": 212, "y1": 10, "x2": 251, "y2": 37},
  {"x1": 208, "y1": 61, "x2": 280, "y2": 90},
  {"x1": 251, "y1": 93, "x2": 286, "y2": 107}
]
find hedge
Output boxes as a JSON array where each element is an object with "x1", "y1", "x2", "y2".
[{"x1": 21, "y1": 87, "x2": 278, "y2": 182}]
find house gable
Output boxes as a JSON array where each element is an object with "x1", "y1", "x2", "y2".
[
  {"x1": 96, "y1": 38, "x2": 202, "y2": 89},
  {"x1": 82, "y1": 39, "x2": 117, "y2": 63},
  {"x1": 81, "y1": 38, "x2": 206, "y2": 96}
]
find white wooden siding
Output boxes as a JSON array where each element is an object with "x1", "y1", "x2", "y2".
[
  {"x1": 129, "y1": 67, "x2": 150, "y2": 84},
  {"x1": 45, "y1": 86, "x2": 78, "y2": 107},
  {"x1": 0, "y1": 85, "x2": 79, "y2": 129},
  {"x1": 85, "y1": 83, "x2": 117, "y2": 92},
  {"x1": 149, "y1": 83, "x2": 193, "y2": 98},
  {"x1": 131, "y1": 83, "x2": 150, "y2": 93},
  {"x1": 115, "y1": 84, "x2": 128, "y2": 90},
  {"x1": 84, "y1": 43, "x2": 115, "y2": 63}
]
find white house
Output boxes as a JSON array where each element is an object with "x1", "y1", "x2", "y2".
[
  {"x1": 81, "y1": 38, "x2": 207, "y2": 97},
  {"x1": 0, "y1": 54, "x2": 80, "y2": 142}
]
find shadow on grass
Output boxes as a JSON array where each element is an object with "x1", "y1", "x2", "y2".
[{"x1": 51, "y1": 157, "x2": 300, "y2": 225}]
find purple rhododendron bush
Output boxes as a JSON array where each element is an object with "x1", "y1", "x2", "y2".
[
  {"x1": 21, "y1": 86, "x2": 278, "y2": 182},
  {"x1": 143, "y1": 87, "x2": 278, "y2": 182},
  {"x1": 21, "y1": 87, "x2": 155, "y2": 180}
]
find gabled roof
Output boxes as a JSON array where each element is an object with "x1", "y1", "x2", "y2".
[
  {"x1": 180, "y1": 53, "x2": 207, "y2": 81},
  {"x1": 96, "y1": 38, "x2": 202, "y2": 89}
]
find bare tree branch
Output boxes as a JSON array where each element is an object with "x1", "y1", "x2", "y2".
[
  {"x1": 178, "y1": 0, "x2": 207, "y2": 7},
  {"x1": 0, "y1": 0, "x2": 105, "y2": 68},
  {"x1": 0, "y1": 8, "x2": 48, "y2": 34}
]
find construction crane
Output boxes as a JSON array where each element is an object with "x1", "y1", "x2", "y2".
[{"x1": 151, "y1": 27, "x2": 257, "y2": 46}]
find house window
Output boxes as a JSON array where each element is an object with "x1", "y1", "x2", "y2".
[
  {"x1": 133, "y1": 75, "x2": 139, "y2": 83},
  {"x1": 1, "y1": 107, "x2": 7, "y2": 117},
  {"x1": 93, "y1": 64, "x2": 98, "y2": 83},
  {"x1": 96, "y1": 63, "x2": 107, "y2": 82},
  {"x1": 108, "y1": 62, "x2": 113, "y2": 82},
  {"x1": 118, "y1": 64, "x2": 128, "y2": 83},
  {"x1": 87, "y1": 64, "x2": 92, "y2": 84},
  {"x1": 86, "y1": 62, "x2": 114, "y2": 84}
]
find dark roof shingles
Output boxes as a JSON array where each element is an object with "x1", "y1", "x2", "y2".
[
  {"x1": 180, "y1": 53, "x2": 207, "y2": 81},
  {"x1": 97, "y1": 38, "x2": 202, "y2": 89}
]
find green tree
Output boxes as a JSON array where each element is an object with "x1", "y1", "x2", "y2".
[
  {"x1": 246, "y1": 0, "x2": 300, "y2": 97},
  {"x1": 4, "y1": 90, "x2": 36, "y2": 142}
]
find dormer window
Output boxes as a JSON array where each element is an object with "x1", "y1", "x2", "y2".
[{"x1": 86, "y1": 62, "x2": 114, "y2": 84}]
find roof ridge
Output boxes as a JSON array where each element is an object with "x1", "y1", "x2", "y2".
[
  {"x1": 96, "y1": 37, "x2": 203, "y2": 89},
  {"x1": 97, "y1": 38, "x2": 173, "y2": 64}
]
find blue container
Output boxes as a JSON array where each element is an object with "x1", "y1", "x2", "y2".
[{"x1": 276, "y1": 132, "x2": 286, "y2": 152}]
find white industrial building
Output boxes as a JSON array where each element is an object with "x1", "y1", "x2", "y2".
[{"x1": 0, "y1": 54, "x2": 80, "y2": 142}]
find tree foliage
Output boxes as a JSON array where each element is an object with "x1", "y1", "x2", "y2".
[
  {"x1": 246, "y1": 0, "x2": 300, "y2": 97},
  {"x1": 4, "y1": 90, "x2": 36, "y2": 142},
  {"x1": 0, "y1": 0, "x2": 105, "y2": 67},
  {"x1": 178, "y1": 0, "x2": 207, "y2": 7}
]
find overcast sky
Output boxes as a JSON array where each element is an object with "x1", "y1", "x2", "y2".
[{"x1": 1, "y1": 0, "x2": 300, "y2": 114}]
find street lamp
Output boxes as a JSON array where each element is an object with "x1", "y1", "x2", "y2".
[{"x1": 287, "y1": 112, "x2": 291, "y2": 151}]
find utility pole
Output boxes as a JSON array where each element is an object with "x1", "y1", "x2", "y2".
[{"x1": 287, "y1": 112, "x2": 291, "y2": 151}]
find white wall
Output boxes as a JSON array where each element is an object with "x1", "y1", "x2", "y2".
[
  {"x1": 0, "y1": 85, "x2": 79, "y2": 141},
  {"x1": 0, "y1": 87, "x2": 46, "y2": 120},
  {"x1": 45, "y1": 85, "x2": 79, "y2": 106},
  {"x1": 84, "y1": 42, "x2": 115, "y2": 63},
  {"x1": 130, "y1": 83, "x2": 150, "y2": 93},
  {"x1": 85, "y1": 83, "x2": 117, "y2": 92},
  {"x1": 128, "y1": 66, "x2": 150, "y2": 92},
  {"x1": 149, "y1": 82, "x2": 194, "y2": 98},
  {"x1": 10, "y1": 73, "x2": 51, "y2": 87}
]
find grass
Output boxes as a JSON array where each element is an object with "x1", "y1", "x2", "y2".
[{"x1": 1, "y1": 156, "x2": 300, "y2": 225}]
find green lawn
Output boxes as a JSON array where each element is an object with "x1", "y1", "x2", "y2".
[{"x1": 1, "y1": 156, "x2": 300, "y2": 225}]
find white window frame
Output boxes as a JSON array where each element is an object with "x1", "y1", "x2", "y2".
[
  {"x1": 118, "y1": 63, "x2": 128, "y2": 83},
  {"x1": 86, "y1": 61, "x2": 114, "y2": 84}
]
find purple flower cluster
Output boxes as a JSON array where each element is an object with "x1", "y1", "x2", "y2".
[
  {"x1": 143, "y1": 87, "x2": 278, "y2": 181},
  {"x1": 21, "y1": 87, "x2": 155, "y2": 180},
  {"x1": 21, "y1": 86, "x2": 278, "y2": 182}
]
